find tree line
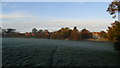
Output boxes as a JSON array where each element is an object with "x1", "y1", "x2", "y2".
[{"x1": 1, "y1": 27, "x2": 107, "y2": 40}]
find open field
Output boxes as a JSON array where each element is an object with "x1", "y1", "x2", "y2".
[{"x1": 2, "y1": 38, "x2": 120, "y2": 67}]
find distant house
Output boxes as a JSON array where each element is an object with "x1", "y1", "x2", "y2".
[{"x1": 92, "y1": 32, "x2": 100, "y2": 39}]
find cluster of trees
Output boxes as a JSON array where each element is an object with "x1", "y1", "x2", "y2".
[
  {"x1": 51, "y1": 27, "x2": 72, "y2": 40},
  {"x1": 2, "y1": 28, "x2": 23, "y2": 37},
  {"x1": 25, "y1": 28, "x2": 51, "y2": 39},
  {"x1": 50, "y1": 27, "x2": 92, "y2": 40},
  {"x1": 24, "y1": 27, "x2": 92, "y2": 40}
]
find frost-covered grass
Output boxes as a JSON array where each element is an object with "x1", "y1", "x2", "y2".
[{"x1": 2, "y1": 38, "x2": 120, "y2": 67}]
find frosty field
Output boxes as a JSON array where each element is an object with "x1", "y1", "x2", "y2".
[{"x1": 2, "y1": 38, "x2": 120, "y2": 67}]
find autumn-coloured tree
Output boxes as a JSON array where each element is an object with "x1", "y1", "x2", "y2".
[
  {"x1": 69, "y1": 26, "x2": 80, "y2": 40},
  {"x1": 44, "y1": 30, "x2": 50, "y2": 39},
  {"x1": 98, "y1": 31, "x2": 107, "y2": 39},
  {"x1": 51, "y1": 27, "x2": 71, "y2": 39},
  {"x1": 107, "y1": 0, "x2": 120, "y2": 51},
  {"x1": 51, "y1": 31, "x2": 59, "y2": 39},
  {"x1": 107, "y1": 21, "x2": 120, "y2": 41},
  {"x1": 35, "y1": 29, "x2": 43, "y2": 38},
  {"x1": 25, "y1": 32, "x2": 30, "y2": 38},
  {"x1": 107, "y1": 21, "x2": 120, "y2": 51},
  {"x1": 37, "y1": 29, "x2": 49, "y2": 38},
  {"x1": 59, "y1": 27, "x2": 71, "y2": 39},
  {"x1": 80, "y1": 28, "x2": 91, "y2": 39},
  {"x1": 107, "y1": 0, "x2": 120, "y2": 18},
  {"x1": 107, "y1": 0, "x2": 120, "y2": 41}
]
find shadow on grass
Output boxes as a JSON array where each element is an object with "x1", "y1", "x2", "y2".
[
  {"x1": 114, "y1": 42, "x2": 120, "y2": 52},
  {"x1": 114, "y1": 42, "x2": 120, "y2": 66}
]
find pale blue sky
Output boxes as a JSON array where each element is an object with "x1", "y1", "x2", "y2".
[
  {"x1": 1, "y1": 0, "x2": 112, "y2": 2},
  {"x1": 1, "y1": 2, "x2": 113, "y2": 32}
]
